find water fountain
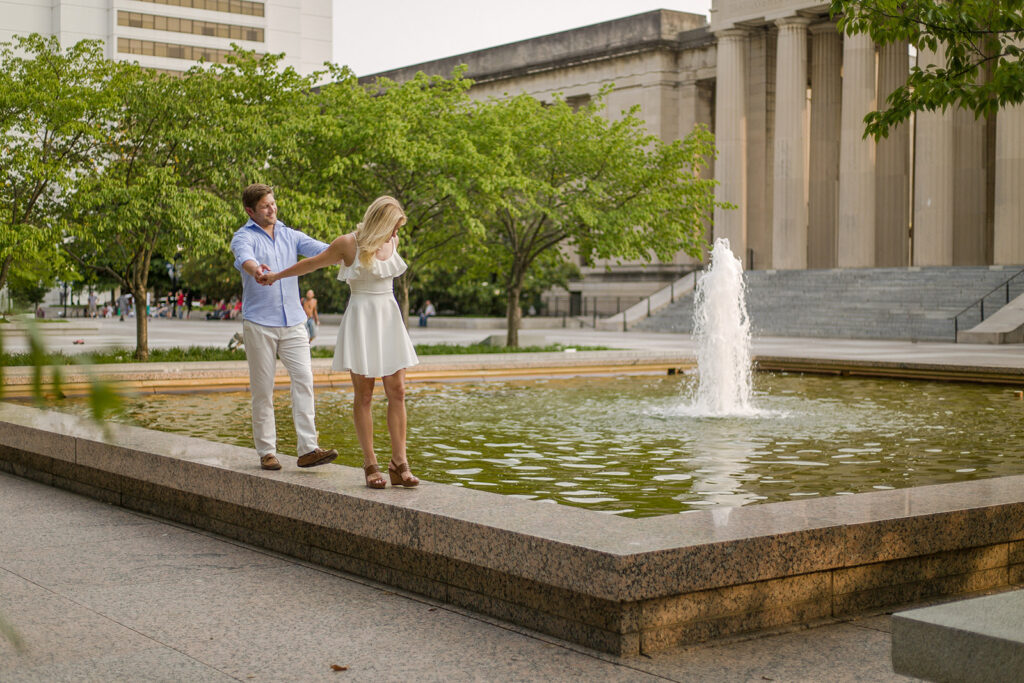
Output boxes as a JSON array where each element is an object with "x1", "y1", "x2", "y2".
[{"x1": 689, "y1": 237, "x2": 757, "y2": 416}]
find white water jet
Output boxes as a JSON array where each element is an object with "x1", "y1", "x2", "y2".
[{"x1": 689, "y1": 238, "x2": 756, "y2": 417}]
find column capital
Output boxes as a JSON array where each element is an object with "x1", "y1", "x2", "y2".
[
  {"x1": 714, "y1": 27, "x2": 751, "y2": 41},
  {"x1": 775, "y1": 16, "x2": 813, "y2": 30},
  {"x1": 809, "y1": 20, "x2": 839, "y2": 35}
]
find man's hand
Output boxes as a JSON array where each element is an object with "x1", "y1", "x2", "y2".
[{"x1": 254, "y1": 264, "x2": 273, "y2": 285}]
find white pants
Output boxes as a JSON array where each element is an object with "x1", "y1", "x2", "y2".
[{"x1": 243, "y1": 320, "x2": 318, "y2": 457}]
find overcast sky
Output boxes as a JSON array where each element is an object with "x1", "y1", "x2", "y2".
[{"x1": 333, "y1": 1, "x2": 713, "y2": 76}]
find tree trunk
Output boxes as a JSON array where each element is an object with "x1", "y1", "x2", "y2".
[
  {"x1": 131, "y1": 283, "x2": 149, "y2": 361},
  {"x1": 505, "y1": 284, "x2": 522, "y2": 347},
  {"x1": 0, "y1": 255, "x2": 11, "y2": 315},
  {"x1": 395, "y1": 274, "x2": 410, "y2": 324}
]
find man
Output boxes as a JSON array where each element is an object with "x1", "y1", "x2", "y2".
[
  {"x1": 230, "y1": 183, "x2": 337, "y2": 471},
  {"x1": 302, "y1": 289, "x2": 319, "y2": 344},
  {"x1": 418, "y1": 299, "x2": 436, "y2": 327},
  {"x1": 117, "y1": 292, "x2": 130, "y2": 321}
]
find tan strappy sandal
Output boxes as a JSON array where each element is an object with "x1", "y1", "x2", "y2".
[
  {"x1": 364, "y1": 463, "x2": 386, "y2": 489},
  {"x1": 388, "y1": 460, "x2": 419, "y2": 488}
]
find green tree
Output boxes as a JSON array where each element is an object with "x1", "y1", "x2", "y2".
[
  {"x1": 831, "y1": 0, "x2": 1024, "y2": 138},
  {"x1": 284, "y1": 68, "x2": 487, "y2": 319},
  {"x1": 0, "y1": 35, "x2": 114, "y2": 298},
  {"x1": 62, "y1": 50, "x2": 319, "y2": 359},
  {"x1": 470, "y1": 93, "x2": 721, "y2": 346}
]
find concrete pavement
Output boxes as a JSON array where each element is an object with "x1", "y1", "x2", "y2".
[
  {"x1": 0, "y1": 470, "x2": 908, "y2": 681},
  {"x1": 5, "y1": 315, "x2": 1024, "y2": 371}
]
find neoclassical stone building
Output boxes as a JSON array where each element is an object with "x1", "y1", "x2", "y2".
[
  {"x1": 712, "y1": 0, "x2": 1022, "y2": 270},
  {"x1": 368, "y1": 3, "x2": 1024, "y2": 307}
]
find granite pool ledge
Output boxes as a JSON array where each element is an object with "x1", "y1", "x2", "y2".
[
  {"x1": 0, "y1": 350, "x2": 694, "y2": 398},
  {"x1": 1, "y1": 401, "x2": 1022, "y2": 655}
]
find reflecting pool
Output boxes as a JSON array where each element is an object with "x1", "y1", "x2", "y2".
[{"x1": 61, "y1": 372, "x2": 1024, "y2": 518}]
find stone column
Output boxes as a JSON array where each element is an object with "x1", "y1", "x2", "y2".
[
  {"x1": 837, "y1": 32, "x2": 877, "y2": 267},
  {"x1": 875, "y1": 40, "x2": 910, "y2": 266},
  {"x1": 994, "y1": 103, "x2": 1024, "y2": 264},
  {"x1": 808, "y1": 21, "x2": 842, "y2": 268},
  {"x1": 771, "y1": 17, "x2": 812, "y2": 269},
  {"x1": 713, "y1": 29, "x2": 750, "y2": 260},
  {"x1": 953, "y1": 97, "x2": 990, "y2": 265},
  {"x1": 912, "y1": 45, "x2": 955, "y2": 266}
]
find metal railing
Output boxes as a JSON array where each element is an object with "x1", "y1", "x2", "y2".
[{"x1": 953, "y1": 267, "x2": 1024, "y2": 340}]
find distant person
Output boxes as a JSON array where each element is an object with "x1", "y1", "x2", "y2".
[
  {"x1": 117, "y1": 293, "x2": 130, "y2": 321},
  {"x1": 302, "y1": 289, "x2": 319, "y2": 343},
  {"x1": 176, "y1": 290, "x2": 185, "y2": 318},
  {"x1": 418, "y1": 299, "x2": 436, "y2": 327},
  {"x1": 87, "y1": 292, "x2": 98, "y2": 318},
  {"x1": 185, "y1": 290, "x2": 194, "y2": 319},
  {"x1": 230, "y1": 182, "x2": 337, "y2": 472},
  {"x1": 260, "y1": 196, "x2": 420, "y2": 489}
]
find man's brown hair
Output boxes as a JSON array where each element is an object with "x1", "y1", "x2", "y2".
[{"x1": 242, "y1": 183, "x2": 274, "y2": 210}]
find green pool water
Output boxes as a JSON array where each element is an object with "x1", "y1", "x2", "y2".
[{"x1": 61, "y1": 372, "x2": 1024, "y2": 518}]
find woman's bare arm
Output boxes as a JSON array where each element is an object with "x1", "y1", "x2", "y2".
[{"x1": 265, "y1": 234, "x2": 355, "y2": 284}]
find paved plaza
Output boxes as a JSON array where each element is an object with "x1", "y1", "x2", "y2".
[{"x1": 3, "y1": 317, "x2": 1024, "y2": 680}]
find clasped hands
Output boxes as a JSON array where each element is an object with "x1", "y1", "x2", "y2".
[{"x1": 254, "y1": 264, "x2": 278, "y2": 286}]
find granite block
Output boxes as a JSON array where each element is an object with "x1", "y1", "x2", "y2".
[
  {"x1": 48, "y1": 457, "x2": 127, "y2": 496},
  {"x1": 641, "y1": 572, "x2": 831, "y2": 630},
  {"x1": 833, "y1": 544, "x2": 1008, "y2": 595},
  {"x1": 639, "y1": 598, "x2": 833, "y2": 652},
  {"x1": 0, "y1": 458, "x2": 51, "y2": 486},
  {"x1": 1010, "y1": 565, "x2": 1024, "y2": 585},
  {"x1": 0, "y1": 445, "x2": 61, "y2": 477},
  {"x1": 843, "y1": 505, "x2": 1024, "y2": 565},
  {"x1": 445, "y1": 583, "x2": 638, "y2": 656},
  {"x1": 623, "y1": 528, "x2": 843, "y2": 599},
  {"x1": 419, "y1": 513, "x2": 627, "y2": 600},
  {"x1": 448, "y1": 558, "x2": 639, "y2": 633},
  {"x1": 1010, "y1": 540, "x2": 1024, "y2": 566},
  {"x1": 833, "y1": 566, "x2": 1007, "y2": 615},
  {"x1": 0, "y1": 404, "x2": 85, "y2": 463},
  {"x1": 50, "y1": 472, "x2": 121, "y2": 506}
]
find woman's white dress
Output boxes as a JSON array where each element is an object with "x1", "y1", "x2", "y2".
[{"x1": 332, "y1": 246, "x2": 419, "y2": 378}]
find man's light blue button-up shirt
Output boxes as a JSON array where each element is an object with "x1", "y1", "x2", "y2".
[{"x1": 230, "y1": 219, "x2": 329, "y2": 328}]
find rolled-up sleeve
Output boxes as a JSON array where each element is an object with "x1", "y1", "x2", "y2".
[
  {"x1": 231, "y1": 229, "x2": 256, "y2": 272},
  {"x1": 296, "y1": 232, "x2": 330, "y2": 259}
]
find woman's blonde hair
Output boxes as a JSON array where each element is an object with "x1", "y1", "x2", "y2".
[{"x1": 356, "y1": 196, "x2": 406, "y2": 266}]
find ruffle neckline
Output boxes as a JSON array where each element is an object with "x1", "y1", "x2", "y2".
[{"x1": 336, "y1": 248, "x2": 407, "y2": 281}]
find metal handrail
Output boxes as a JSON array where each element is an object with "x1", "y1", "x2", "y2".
[{"x1": 953, "y1": 266, "x2": 1024, "y2": 340}]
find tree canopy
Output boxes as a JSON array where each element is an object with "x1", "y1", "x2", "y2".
[
  {"x1": 831, "y1": 0, "x2": 1024, "y2": 138},
  {"x1": 467, "y1": 93, "x2": 720, "y2": 345},
  {"x1": 2, "y1": 33, "x2": 723, "y2": 349}
]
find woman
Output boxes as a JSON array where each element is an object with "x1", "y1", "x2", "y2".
[{"x1": 261, "y1": 196, "x2": 419, "y2": 489}]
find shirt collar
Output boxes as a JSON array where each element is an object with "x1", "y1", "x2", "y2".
[{"x1": 244, "y1": 218, "x2": 284, "y2": 232}]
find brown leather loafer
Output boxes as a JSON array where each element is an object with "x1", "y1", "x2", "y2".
[
  {"x1": 260, "y1": 454, "x2": 282, "y2": 470},
  {"x1": 297, "y1": 447, "x2": 338, "y2": 468}
]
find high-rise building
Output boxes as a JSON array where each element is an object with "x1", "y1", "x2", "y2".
[{"x1": 0, "y1": 0, "x2": 331, "y2": 76}]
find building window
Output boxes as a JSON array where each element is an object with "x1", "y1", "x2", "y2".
[
  {"x1": 132, "y1": 0, "x2": 265, "y2": 18},
  {"x1": 566, "y1": 94, "x2": 591, "y2": 111},
  {"x1": 118, "y1": 10, "x2": 264, "y2": 42},
  {"x1": 117, "y1": 37, "x2": 264, "y2": 64}
]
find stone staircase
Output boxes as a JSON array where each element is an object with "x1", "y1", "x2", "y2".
[{"x1": 634, "y1": 266, "x2": 1024, "y2": 341}]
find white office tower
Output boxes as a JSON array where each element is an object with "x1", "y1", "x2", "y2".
[{"x1": 0, "y1": 0, "x2": 332, "y2": 76}]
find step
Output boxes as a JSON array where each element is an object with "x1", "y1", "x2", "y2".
[{"x1": 892, "y1": 590, "x2": 1024, "y2": 682}]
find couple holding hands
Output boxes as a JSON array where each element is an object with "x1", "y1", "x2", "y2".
[{"x1": 230, "y1": 184, "x2": 419, "y2": 489}]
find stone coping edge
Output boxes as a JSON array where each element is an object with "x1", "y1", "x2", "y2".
[{"x1": 1, "y1": 401, "x2": 1023, "y2": 655}]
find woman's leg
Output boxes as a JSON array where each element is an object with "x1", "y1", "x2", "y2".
[
  {"x1": 383, "y1": 370, "x2": 417, "y2": 486},
  {"x1": 381, "y1": 370, "x2": 407, "y2": 462},
  {"x1": 350, "y1": 372, "x2": 382, "y2": 485}
]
